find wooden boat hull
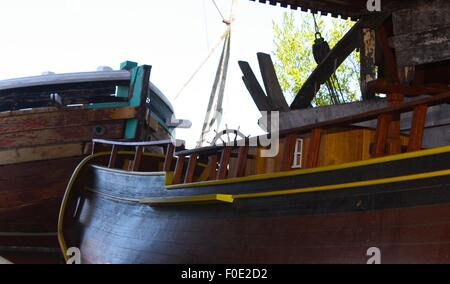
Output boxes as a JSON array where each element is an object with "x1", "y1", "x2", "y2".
[{"x1": 59, "y1": 147, "x2": 450, "y2": 264}]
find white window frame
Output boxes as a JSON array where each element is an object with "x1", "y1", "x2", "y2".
[{"x1": 291, "y1": 138, "x2": 303, "y2": 169}]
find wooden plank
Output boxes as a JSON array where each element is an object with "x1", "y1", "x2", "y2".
[
  {"x1": 238, "y1": 61, "x2": 272, "y2": 111},
  {"x1": 163, "y1": 144, "x2": 175, "y2": 172},
  {"x1": 408, "y1": 105, "x2": 428, "y2": 152},
  {"x1": 372, "y1": 114, "x2": 392, "y2": 157},
  {"x1": 208, "y1": 154, "x2": 219, "y2": 181},
  {"x1": 172, "y1": 155, "x2": 186, "y2": 185},
  {"x1": 367, "y1": 80, "x2": 449, "y2": 96},
  {"x1": 184, "y1": 154, "x2": 198, "y2": 184},
  {"x1": 0, "y1": 121, "x2": 125, "y2": 150},
  {"x1": 231, "y1": 146, "x2": 249, "y2": 178},
  {"x1": 281, "y1": 133, "x2": 297, "y2": 171},
  {"x1": 257, "y1": 53, "x2": 289, "y2": 111},
  {"x1": 0, "y1": 143, "x2": 84, "y2": 166},
  {"x1": 108, "y1": 145, "x2": 118, "y2": 168},
  {"x1": 0, "y1": 107, "x2": 137, "y2": 135},
  {"x1": 280, "y1": 91, "x2": 450, "y2": 137},
  {"x1": 132, "y1": 146, "x2": 144, "y2": 171},
  {"x1": 391, "y1": 25, "x2": 450, "y2": 66},
  {"x1": 305, "y1": 128, "x2": 322, "y2": 168},
  {"x1": 218, "y1": 148, "x2": 232, "y2": 180},
  {"x1": 392, "y1": 0, "x2": 450, "y2": 35}
]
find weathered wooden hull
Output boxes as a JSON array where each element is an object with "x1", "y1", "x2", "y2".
[
  {"x1": 59, "y1": 147, "x2": 450, "y2": 264},
  {"x1": 0, "y1": 63, "x2": 177, "y2": 263}
]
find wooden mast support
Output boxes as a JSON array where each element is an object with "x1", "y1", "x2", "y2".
[
  {"x1": 132, "y1": 146, "x2": 144, "y2": 172},
  {"x1": 173, "y1": 155, "x2": 186, "y2": 185},
  {"x1": 184, "y1": 153, "x2": 199, "y2": 184},
  {"x1": 408, "y1": 105, "x2": 428, "y2": 152},
  {"x1": 387, "y1": 93, "x2": 404, "y2": 154},
  {"x1": 163, "y1": 144, "x2": 175, "y2": 172},
  {"x1": 231, "y1": 145, "x2": 249, "y2": 178},
  {"x1": 373, "y1": 114, "x2": 392, "y2": 157},
  {"x1": 208, "y1": 154, "x2": 219, "y2": 180},
  {"x1": 218, "y1": 148, "x2": 232, "y2": 180}
]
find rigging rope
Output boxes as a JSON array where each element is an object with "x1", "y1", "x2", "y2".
[
  {"x1": 212, "y1": 0, "x2": 226, "y2": 22},
  {"x1": 174, "y1": 28, "x2": 230, "y2": 100}
]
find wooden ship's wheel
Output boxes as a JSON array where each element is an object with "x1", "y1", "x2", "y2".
[{"x1": 209, "y1": 125, "x2": 248, "y2": 146}]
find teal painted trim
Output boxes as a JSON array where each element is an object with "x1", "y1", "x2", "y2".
[
  {"x1": 86, "y1": 61, "x2": 151, "y2": 140},
  {"x1": 120, "y1": 61, "x2": 138, "y2": 70},
  {"x1": 123, "y1": 64, "x2": 152, "y2": 139},
  {"x1": 128, "y1": 65, "x2": 151, "y2": 107},
  {"x1": 125, "y1": 119, "x2": 139, "y2": 139},
  {"x1": 117, "y1": 61, "x2": 137, "y2": 98},
  {"x1": 87, "y1": 102, "x2": 129, "y2": 109}
]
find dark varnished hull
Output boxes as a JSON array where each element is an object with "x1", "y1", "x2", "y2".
[
  {"x1": 0, "y1": 156, "x2": 84, "y2": 263},
  {"x1": 60, "y1": 148, "x2": 450, "y2": 264}
]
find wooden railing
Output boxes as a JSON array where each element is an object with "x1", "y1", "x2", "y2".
[
  {"x1": 90, "y1": 86, "x2": 450, "y2": 184},
  {"x1": 169, "y1": 89, "x2": 450, "y2": 185},
  {"x1": 91, "y1": 139, "x2": 185, "y2": 172}
]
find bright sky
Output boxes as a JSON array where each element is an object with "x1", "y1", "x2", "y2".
[{"x1": 0, "y1": 0, "x2": 300, "y2": 147}]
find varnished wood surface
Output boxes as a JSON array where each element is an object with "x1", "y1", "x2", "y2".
[{"x1": 0, "y1": 156, "x2": 83, "y2": 233}]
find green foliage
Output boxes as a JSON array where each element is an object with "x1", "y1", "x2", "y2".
[{"x1": 272, "y1": 12, "x2": 360, "y2": 106}]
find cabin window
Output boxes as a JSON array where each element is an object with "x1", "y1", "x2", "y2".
[{"x1": 292, "y1": 138, "x2": 303, "y2": 169}]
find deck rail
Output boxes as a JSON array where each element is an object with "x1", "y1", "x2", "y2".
[
  {"x1": 91, "y1": 138, "x2": 185, "y2": 172},
  {"x1": 90, "y1": 84, "x2": 450, "y2": 185},
  {"x1": 170, "y1": 85, "x2": 450, "y2": 185}
]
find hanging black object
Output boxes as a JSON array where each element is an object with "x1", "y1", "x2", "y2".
[
  {"x1": 312, "y1": 32, "x2": 331, "y2": 65},
  {"x1": 310, "y1": 14, "x2": 346, "y2": 105}
]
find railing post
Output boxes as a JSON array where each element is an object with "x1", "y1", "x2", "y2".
[
  {"x1": 91, "y1": 141, "x2": 97, "y2": 155},
  {"x1": 408, "y1": 104, "x2": 428, "y2": 152},
  {"x1": 387, "y1": 93, "x2": 404, "y2": 154},
  {"x1": 372, "y1": 114, "x2": 392, "y2": 157},
  {"x1": 184, "y1": 153, "x2": 198, "y2": 184},
  {"x1": 208, "y1": 154, "x2": 219, "y2": 181},
  {"x1": 231, "y1": 145, "x2": 249, "y2": 178},
  {"x1": 173, "y1": 155, "x2": 186, "y2": 185},
  {"x1": 218, "y1": 147, "x2": 232, "y2": 180},
  {"x1": 108, "y1": 145, "x2": 118, "y2": 168},
  {"x1": 132, "y1": 146, "x2": 144, "y2": 171},
  {"x1": 163, "y1": 143, "x2": 175, "y2": 172},
  {"x1": 305, "y1": 128, "x2": 322, "y2": 168}
]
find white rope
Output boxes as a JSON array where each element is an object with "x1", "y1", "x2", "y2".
[{"x1": 174, "y1": 28, "x2": 230, "y2": 100}]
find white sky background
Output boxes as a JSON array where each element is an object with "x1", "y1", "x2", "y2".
[{"x1": 0, "y1": 0, "x2": 320, "y2": 148}]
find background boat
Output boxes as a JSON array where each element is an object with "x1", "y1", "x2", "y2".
[{"x1": 0, "y1": 61, "x2": 176, "y2": 263}]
